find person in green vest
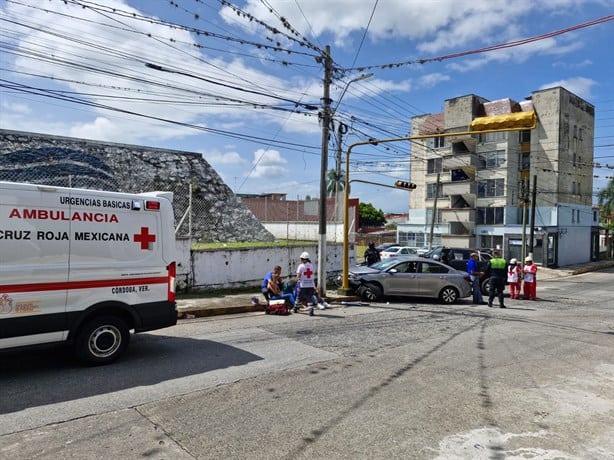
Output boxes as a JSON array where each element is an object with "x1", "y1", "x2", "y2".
[{"x1": 486, "y1": 250, "x2": 507, "y2": 308}]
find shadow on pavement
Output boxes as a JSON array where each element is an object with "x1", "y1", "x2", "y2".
[{"x1": 0, "y1": 334, "x2": 262, "y2": 415}]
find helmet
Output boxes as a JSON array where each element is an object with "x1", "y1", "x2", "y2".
[
  {"x1": 510, "y1": 258, "x2": 517, "y2": 264},
  {"x1": 300, "y1": 251, "x2": 310, "y2": 260},
  {"x1": 525, "y1": 256, "x2": 533, "y2": 262},
  {"x1": 368, "y1": 241, "x2": 375, "y2": 248}
]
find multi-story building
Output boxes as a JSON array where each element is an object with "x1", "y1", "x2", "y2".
[{"x1": 397, "y1": 86, "x2": 599, "y2": 267}]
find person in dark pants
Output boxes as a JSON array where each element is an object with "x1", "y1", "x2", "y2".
[
  {"x1": 467, "y1": 252, "x2": 485, "y2": 305},
  {"x1": 486, "y1": 250, "x2": 507, "y2": 308},
  {"x1": 364, "y1": 242, "x2": 381, "y2": 266}
]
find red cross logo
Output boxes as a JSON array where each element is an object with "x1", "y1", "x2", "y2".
[
  {"x1": 134, "y1": 227, "x2": 156, "y2": 250},
  {"x1": 304, "y1": 267, "x2": 313, "y2": 278}
]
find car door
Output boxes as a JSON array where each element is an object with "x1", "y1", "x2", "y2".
[
  {"x1": 384, "y1": 260, "x2": 420, "y2": 296},
  {"x1": 417, "y1": 261, "x2": 450, "y2": 297}
]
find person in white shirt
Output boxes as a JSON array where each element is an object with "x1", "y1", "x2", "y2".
[{"x1": 295, "y1": 251, "x2": 317, "y2": 316}]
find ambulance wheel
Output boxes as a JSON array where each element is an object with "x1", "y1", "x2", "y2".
[{"x1": 75, "y1": 315, "x2": 130, "y2": 365}]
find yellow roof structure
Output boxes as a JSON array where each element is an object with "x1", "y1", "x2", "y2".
[{"x1": 470, "y1": 111, "x2": 536, "y2": 132}]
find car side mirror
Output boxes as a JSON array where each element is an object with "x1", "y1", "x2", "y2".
[{"x1": 389, "y1": 268, "x2": 398, "y2": 274}]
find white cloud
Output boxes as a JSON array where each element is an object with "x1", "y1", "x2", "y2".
[
  {"x1": 417, "y1": 73, "x2": 451, "y2": 89},
  {"x1": 250, "y1": 148, "x2": 288, "y2": 178},
  {"x1": 553, "y1": 59, "x2": 593, "y2": 69},
  {"x1": 202, "y1": 150, "x2": 246, "y2": 167},
  {"x1": 539, "y1": 77, "x2": 597, "y2": 99},
  {"x1": 1, "y1": 101, "x2": 31, "y2": 115}
]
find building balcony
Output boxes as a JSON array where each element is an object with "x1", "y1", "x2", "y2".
[
  {"x1": 443, "y1": 153, "x2": 477, "y2": 171},
  {"x1": 441, "y1": 208, "x2": 476, "y2": 225},
  {"x1": 441, "y1": 180, "x2": 476, "y2": 196}
]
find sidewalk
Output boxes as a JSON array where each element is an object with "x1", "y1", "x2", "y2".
[
  {"x1": 177, "y1": 290, "x2": 359, "y2": 318},
  {"x1": 176, "y1": 259, "x2": 614, "y2": 318}
]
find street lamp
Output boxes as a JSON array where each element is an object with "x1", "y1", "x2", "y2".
[
  {"x1": 333, "y1": 73, "x2": 374, "y2": 113},
  {"x1": 317, "y1": 71, "x2": 373, "y2": 298}
]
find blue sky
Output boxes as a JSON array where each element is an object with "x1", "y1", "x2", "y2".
[{"x1": 1, "y1": 0, "x2": 612, "y2": 213}]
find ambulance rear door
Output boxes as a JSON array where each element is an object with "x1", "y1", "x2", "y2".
[{"x1": 64, "y1": 189, "x2": 170, "y2": 321}]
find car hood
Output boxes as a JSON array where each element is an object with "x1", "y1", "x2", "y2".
[{"x1": 349, "y1": 266, "x2": 381, "y2": 276}]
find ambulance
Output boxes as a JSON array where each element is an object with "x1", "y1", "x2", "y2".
[{"x1": 0, "y1": 181, "x2": 177, "y2": 365}]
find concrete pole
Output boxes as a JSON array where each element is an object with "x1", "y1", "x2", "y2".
[{"x1": 317, "y1": 45, "x2": 332, "y2": 297}]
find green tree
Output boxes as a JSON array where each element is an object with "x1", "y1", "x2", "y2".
[
  {"x1": 598, "y1": 178, "x2": 614, "y2": 230},
  {"x1": 326, "y1": 168, "x2": 346, "y2": 196},
  {"x1": 359, "y1": 202, "x2": 386, "y2": 227}
]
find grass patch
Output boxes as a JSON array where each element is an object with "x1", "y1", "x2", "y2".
[{"x1": 192, "y1": 240, "x2": 316, "y2": 250}]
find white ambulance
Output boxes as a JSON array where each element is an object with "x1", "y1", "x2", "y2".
[{"x1": 0, "y1": 181, "x2": 177, "y2": 365}]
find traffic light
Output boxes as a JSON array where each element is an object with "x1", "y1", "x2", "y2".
[{"x1": 394, "y1": 180, "x2": 417, "y2": 190}]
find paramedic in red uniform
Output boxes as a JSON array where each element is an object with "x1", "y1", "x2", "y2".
[
  {"x1": 507, "y1": 258, "x2": 522, "y2": 299},
  {"x1": 522, "y1": 256, "x2": 538, "y2": 300},
  {"x1": 295, "y1": 251, "x2": 316, "y2": 316}
]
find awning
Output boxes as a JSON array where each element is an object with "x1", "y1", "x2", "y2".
[{"x1": 470, "y1": 111, "x2": 536, "y2": 132}]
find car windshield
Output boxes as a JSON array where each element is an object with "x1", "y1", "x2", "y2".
[
  {"x1": 422, "y1": 247, "x2": 440, "y2": 258},
  {"x1": 369, "y1": 258, "x2": 406, "y2": 270}
]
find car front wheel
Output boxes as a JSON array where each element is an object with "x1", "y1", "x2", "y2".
[
  {"x1": 361, "y1": 283, "x2": 383, "y2": 302},
  {"x1": 439, "y1": 286, "x2": 459, "y2": 304}
]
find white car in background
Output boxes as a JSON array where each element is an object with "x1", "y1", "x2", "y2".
[{"x1": 380, "y1": 246, "x2": 419, "y2": 259}]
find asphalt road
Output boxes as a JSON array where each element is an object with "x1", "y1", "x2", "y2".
[{"x1": 1, "y1": 268, "x2": 613, "y2": 459}]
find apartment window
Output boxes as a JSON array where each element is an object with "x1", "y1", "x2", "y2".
[
  {"x1": 426, "y1": 209, "x2": 443, "y2": 224},
  {"x1": 427, "y1": 158, "x2": 443, "y2": 174},
  {"x1": 519, "y1": 130, "x2": 531, "y2": 143},
  {"x1": 427, "y1": 183, "x2": 444, "y2": 199},
  {"x1": 476, "y1": 207, "x2": 504, "y2": 225},
  {"x1": 478, "y1": 150, "x2": 506, "y2": 169},
  {"x1": 521, "y1": 152, "x2": 530, "y2": 171},
  {"x1": 434, "y1": 136, "x2": 445, "y2": 148},
  {"x1": 477, "y1": 178, "x2": 505, "y2": 197},
  {"x1": 479, "y1": 131, "x2": 507, "y2": 143},
  {"x1": 398, "y1": 232, "x2": 441, "y2": 248},
  {"x1": 577, "y1": 209, "x2": 581, "y2": 223}
]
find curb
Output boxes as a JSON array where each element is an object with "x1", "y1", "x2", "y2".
[
  {"x1": 177, "y1": 294, "x2": 361, "y2": 319},
  {"x1": 178, "y1": 304, "x2": 265, "y2": 319}
]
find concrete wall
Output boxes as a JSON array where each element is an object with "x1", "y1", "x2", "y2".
[
  {"x1": 262, "y1": 221, "x2": 352, "y2": 244},
  {"x1": 174, "y1": 241, "x2": 355, "y2": 291}
]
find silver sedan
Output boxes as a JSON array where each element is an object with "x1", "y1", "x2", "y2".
[{"x1": 348, "y1": 257, "x2": 472, "y2": 304}]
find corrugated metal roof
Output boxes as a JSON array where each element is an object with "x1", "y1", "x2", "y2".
[{"x1": 470, "y1": 111, "x2": 536, "y2": 131}]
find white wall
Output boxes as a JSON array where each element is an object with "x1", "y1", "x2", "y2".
[
  {"x1": 556, "y1": 226, "x2": 592, "y2": 265},
  {"x1": 262, "y1": 221, "x2": 350, "y2": 244},
  {"x1": 175, "y1": 242, "x2": 355, "y2": 291}
]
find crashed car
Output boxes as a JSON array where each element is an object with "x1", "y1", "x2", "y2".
[{"x1": 348, "y1": 257, "x2": 472, "y2": 304}]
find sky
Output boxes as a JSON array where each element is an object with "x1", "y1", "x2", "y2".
[{"x1": 1, "y1": 0, "x2": 613, "y2": 213}]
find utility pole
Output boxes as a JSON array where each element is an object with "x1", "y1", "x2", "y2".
[
  {"x1": 333, "y1": 122, "x2": 348, "y2": 221},
  {"x1": 520, "y1": 178, "x2": 529, "y2": 264},
  {"x1": 428, "y1": 173, "x2": 440, "y2": 249},
  {"x1": 529, "y1": 174, "x2": 537, "y2": 259},
  {"x1": 317, "y1": 45, "x2": 332, "y2": 298}
]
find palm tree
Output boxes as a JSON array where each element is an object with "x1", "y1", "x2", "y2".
[
  {"x1": 598, "y1": 178, "x2": 614, "y2": 229},
  {"x1": 326, "y1": 168, "x2": 346, "y2": 197}
]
